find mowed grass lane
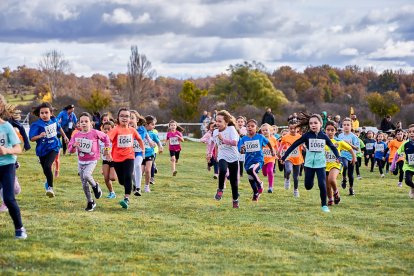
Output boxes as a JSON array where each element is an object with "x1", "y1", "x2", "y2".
[{"x1": 1, "y1": 142, "x2": 413, "y2": 274}]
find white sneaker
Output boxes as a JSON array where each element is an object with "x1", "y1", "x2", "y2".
[
  {"x1": 144, "y1": 185, "x2": 151, "y2": 193},
  {"x1": 381, "y1": 174, "x2": 385, "y2": 178},
  {"x1": 357, "y1": 175, "x2": 362, "y2": 180},
  {"x1": 0, "y1": 202, "x2": 8, "y2": 212},
  {"x1": 284, "y1": 178, "x2": 290, "y2": 190},
  {"x1": 293, "y1": 189, "x2": 300, "y2": 198},
  {"x1": 46, "y1": 187, "x2": 55, "y2": 198},
  {"x1": 410, "y1": 188, "x2": 414, "y2": 199},
  {"x1": 397, "y1": 182, "x2": 402, "y2": 188}
]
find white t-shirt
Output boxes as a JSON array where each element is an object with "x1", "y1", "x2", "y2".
[{"x1": 213, "y1": 126, "x2": 240, "y2": 163}]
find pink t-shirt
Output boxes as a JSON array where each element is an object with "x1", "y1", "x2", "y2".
[
  {"x1": 167, "y1": 131, "x2": 183, "y2": 151},
  {"x1": 68, "y1": 129, "x2": 110, "y2": 162}
]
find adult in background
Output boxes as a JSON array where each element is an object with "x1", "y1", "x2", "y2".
[
  {"x1": 199, "y1": 110, "x2": 208, "y2": 136},
  {"x1": 321, "y1": 111, "x2": 328, "y2": 129},
  {"x1": 351, "y1": 114, "x2": 359, "y2": 130},
  {"x1": 57, "y1": 104, "x2": 77, "y2": 155},
  {"x1": 380, "y1": 115, "x2": 396, "y2": 134},
  {"x1": 333, "y1": 115, "x2": 342, "y2": 129},
  {"x1": 92, "y1": 112, "x2": 101, "y2": 130},
  {"x1": 261, "y1": 107, "x2": 275, "y2": 125}
]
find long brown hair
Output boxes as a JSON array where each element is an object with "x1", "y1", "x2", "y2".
[
  {"x1": 296, "y1": 112, "x2": 323, "y2": 132},
  {"x1": 168, "y1": 120, "x2": 185, "y2": 132},
  {"x1": 217, "y1": 110, "x2": 237, "y2": 128}
]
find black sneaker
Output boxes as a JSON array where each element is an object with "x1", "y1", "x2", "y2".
[
  {"x1": 349, "y1": 187, "x2": 355, "y2": 196},
  {"x1": 92, "y1": 183, "x2": 102, "y2": 199},
  {"x1": 134, "y1": 188, "x2": 142, "y2": 196},
  {"x1": 154, "y1": 165, "x2": 158, "y2": 174},
  {"x1": 341, "y1": 180, "x2": 347, "y2": 189},
  {"x1": 85, "y1": 201, "x2": 96, "y2": 211}
]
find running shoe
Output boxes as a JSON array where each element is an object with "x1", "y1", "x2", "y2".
[
  {"x1": 213, "y1": 174, "x2": 218, "y2": 179},
  {"x1": 258, "y1": 182, "x2": 263, "y2": 194},
  {"x1": 252, "y1": 193, "x2": 260, "y2": 202},
  {"x1": 0, "y1": 202, "x2": 8, "y2": 212},
  {"x1": 284, "y1": 178, "x2": 290, "y2": 190},
  {"x1": 409, "y1": 188, "x2": 414, "y2": 199},
  {"x1": 119, "y1": 198, "x2": 129, "y2": 209},
  {"x1": 397, "y1": 182, "x2": 402, "y2": 188},
  {"x1": 133, "y1": 188, "x2": 142, "y2": 196},
  {"x1": 85, "y1": 201, "x2": 96, "y2": 211},
  {"x1": 268, "y1": 188, "x2": 273, "y2": 193},
  {"x1": 334, "y1": 191, "x2": 341, "y2": 204},
  {"x1": 215, "y1": 189, "x2": 223, "y2": 200},
  {"x1": 381, "y1": 174, "x2": 385, "y2": 178},
  {"x1": 232, "y1": 200, "x2": 239, "y2": 208},
  {"x1": 173, "y1": 170, "x2": 177, "y2": 176},
  {"x1": 144, "y1": 185, "x2": 151, "y2": 193},
  {"x1": 46, "y1": 187, "x2": 55, "y2": 198},
  {"x1": 106, "y1": 192, "x2": 116, "y2": 199},
  {"x1": 357, "y1": 175, "x2": 362, "y2": 180},
  {"x1": 341, "y1": 180, "x2": 347, "y2": 189},
  {"x1": 92, "y1": 183, "x2": 102, "y2": 199},
  {"x1": 15, "y1": 227, "x2": 27, "y2": 239},
  {"x1": 349, "y1": 187, "x2": 355, "y2": 196},
  {"x1": 321, "y1": 206, "x2": 330, "y2": 213},
  {"x1": 328, "y1": 199, "x2": 334, "y2": 206},
  {"x1": 293, "y1": 189, "x2": 300, "y2": 198},
  {"x1": 154, "y1": 165, "x2": 158, "y2": 174},
  {"x1": 150, "y1": 177, "x2": 155, "y2": 185}
]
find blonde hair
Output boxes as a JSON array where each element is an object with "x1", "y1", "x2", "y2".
[{"x1": 0, "y1": 94, "x2": 13, "y2": 120}]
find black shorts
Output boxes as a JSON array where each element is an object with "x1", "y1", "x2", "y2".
[
  {"x1": 102, "y1": 160, "x2": 114, "y2": 167},
  {"x1": 142, "y1": 155, "x2": 154, "y2": 165},
  {"x1": 169, "y1": 150, "x2": 180, "y2": 160}
]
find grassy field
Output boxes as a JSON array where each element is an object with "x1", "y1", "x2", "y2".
[
  {"x1": 4, "y1": 93, "x2": 37, "y2": 106},
  {"x1": 1, "y1": 142, "x2": 413, "y2": 274}
]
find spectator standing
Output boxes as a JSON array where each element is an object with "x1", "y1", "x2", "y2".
[
  {"x1": 333, "y1": 115, "x2": 342, "y2": 129},
  {"x1": 351, "y1": 114, "x2": 360, "y2": 130},
  {"x1": 380, "y1": 115, "x2": 396, "y2": 134},
  {"x1": 200, "y1": 111, "x2": 208, "y2": 136},
  {"x1": 261, "y1": 108, "x2": 275, "y2": 125},
  {"x1": 57, "y1": 104, "x2": 77, "y2": 155}
]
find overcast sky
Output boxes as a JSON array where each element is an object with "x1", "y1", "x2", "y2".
[{"x1": 1, "y1": 0, "x2": 414, "y2": 78}]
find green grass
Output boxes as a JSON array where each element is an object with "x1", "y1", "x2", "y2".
[
  {"x1": 4, "y1": 93, "x2": 37, "y2": 106},
  {"x1": 1, "y1": 142, "x2": 413, "y2": 274}
]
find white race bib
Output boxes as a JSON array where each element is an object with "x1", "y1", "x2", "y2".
[
  {"x1": 325, "y1": 151, "x2": 337, "y2": 162},
  {"x1": 244, "y1": 140, "x2": 261, "y2": 153},
  {"x1": 366, "y1": 143, "x2": 374, "y2": 150},
  {"x1": 68, "y1": 122, "x2": 73, "y2": 129},
  {"x1": 45, "y1": 123, "x2": 57, "y2": 138},
  {"x1": 170, "y1": 137, "x2": 180, "y2": 145},
  {"x1": 144, "y1": 139, "x2": 150, "y2": 149},
  {"x1": 133, "y1": 140, "x2": 142, "y2": 152},
  {"x1": 289, "y1": 147, "x2": 300, "y2": 158},
  {"x1": 375, "y1": 144, "x2": 385, "y2": 152},
  {"x1": 263, "y1": 147, "x2": 272, "y2": 157},
  {"x1": 309, "y1": 139, "x2": 325, "y2": 152},
  {"x1": 76, "y1": 138, "x2": 93, "y2": 153},
  {"x1": 118, "y1": 134, "x2": 133, "y2": 148},
  {"x1": 0, "y1": 133, "x2": 7, "y2": 147},
  {"x1": 408, "y1": 154, "x2": 414, "y2": 166}
]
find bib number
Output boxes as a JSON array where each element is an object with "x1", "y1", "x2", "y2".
[
  {"x1": 118, "y1": 135, "x2": 132, "y2": 148},
  {"x1": 366, "y1": 143, "x2": 374, "y2": 150},
  {"x1": 309, "y1": 139, "x2": 325, "y2": 152},
  {"x1": 144, "y1": 139, "x2": 150, "y2": 149},
  {"x1": 0, "y1": 133, "x2": 7, "y2": 147},
  {"x1": 325, "y1": 151, "x2": 337, "y2": 162},
  {"x1": 45, "y1": 123, "x2": 57, "y2": 138},
  {"x1": 263, "y1": 147, "x2": 272, "y2": 157},
  {"x1": 408, "y1": 154, "x2": 414, "y2": 166},
  {"x1": 375, "y1": 144, "x2": 384, "y2": 152},
  {"x1": 133, "y1": 140, "x2": 142, "y2": 152},
  {"x1": 244, "y1": 140, "x2": 261, "y2": 153},
  {"x1": 170, "y1": 137, "x2": 180, "y2": 145},
  {"x1": 76, "y1": 138, "x2": 93, "y2": 153},
  {"x1": 289, "y1": 147, "x2": 299, "y2": 158},
  {"x1": 68, "y1": 122, "x2": 73, "y2": 129}
]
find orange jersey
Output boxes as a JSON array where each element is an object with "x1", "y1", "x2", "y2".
[
  {"x1": 263, "y1": 136, "x2": 278, "y2": 164},
  {"x1": 388, "y1": 139, "x2": 404, "y2": 162},
  {"x1": 280, "y1": 133, "x2": 304, "y2": 165},
  {"x1": 108, "y1": 125, "x2": 141, "y2": 162}
]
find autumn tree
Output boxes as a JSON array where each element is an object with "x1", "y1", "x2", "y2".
[
  {"x1": 173, "y1": 81, "x2": 208, "y2": 121},
  {"x1": 127, "y1": 45, "x2": 156, "y2": 108},
  {"x1": 78, "y1": 89, "x2": 112, "y2": 113},
  {"x1": 38, "y1": 49, "x2": 70, "y2": 100},
  {"x1": 366, "y1": 91, "x2": 401, "y2": 118}
]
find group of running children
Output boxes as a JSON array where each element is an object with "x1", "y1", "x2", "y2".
[{"x1": 1, "y1": 96, "x2": 414, "y2": 239}]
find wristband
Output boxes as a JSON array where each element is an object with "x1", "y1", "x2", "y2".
[{"x1": 103, "y1": 147, "x2": 111, "y2": 151}]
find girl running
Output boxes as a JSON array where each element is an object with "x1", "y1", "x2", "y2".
[
  {"x1": 143, "y1": 115, "x2": 163, "y2": 193},
  {"x1": 129, "y1": 110, "x2": 146, "y2": 196},
  {"x1": 338, "y1": 118, "x2": 360, "y2": 195},
  {"x1": 279, "y1": 121, "x2": 304, "y2": 197},
  {"x1": 29, "y1": 103, "x2": 69, "y2": 197},
  {"x1": 236, "y1": 116, "x2": 247, "y2": 177},
  {"x1": 107, "y1": 108, "x2": 144, "y2": 209},
  {"x1": 393, "y1": 124, "x2": 414, "y2": 198},
  {"x1": 209, "y1": 110, "x2": 240, "y2": 208},
  {"x1": 260, "y1": 123, "x2": 278, "y2": 193},
  {"x1": 388, "y1": 129, "x2": 405, "y2": 187},
  {"x1": 324, "y1": 122, "x2": 356, "y2": 206},
  {"x1": 239, "y1": 119, "x2": 275, "y2": 201},
  {"x1": 100, "y1": 121, "x2": 117, "y2": 198},
  {"x1": 200, "y1": 121, "x2": 218, "y2": 179},
  {"x1": 166, "y1": 120, "x2": 184, "y2": 176},
  {"x1": 281, "y1": 113, "x2": 340, "y2": 213},
  {"x1": 68, "y1": 112, "x2": 110, "y2": 211},
  {"x1": 374, "y1": 132, "x2": 388, "y2": 178},
  {"x1": 364, "y1": 131, "x2": 376, "y2": 172},
  {"x1": 354, "y1": 130, "x2": 365, "y2": 180},
  {"x1": 0, "y1": 95, "x2": 27, "y2": 238}
]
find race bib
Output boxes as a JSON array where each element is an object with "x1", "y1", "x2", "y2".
[
  {"x1": 366, "y1": 143, "x2": 374, "y2": 150},
  {"x1": 68, "y1": 122, "x2": 73, "y2": 129},
  {"x1": 375, "y1": 144, "x2": 385, "y2": 152},
  {"x1": 144, "y1": 139, "x2": 150, "y2": 149},
  {"x1": 289, "y1": 147, "x2": 299, "y2": 158},
  {"x1": 133, "y1": 140, "x2": 142, "y2": 152},
  {"x1": 76, "y1": 138, "x2": 93, "y2": 153},
  {"x1": 45, "y1": 123, "x2": 57, "y2": 138},
  {"x1": 244, "y1": 140, "x2": 261, "y2": 153},
  {"x1": 263, "y1": 147, "x2": 272, "y2": 157},
  {"x1": 0, "y1": 133, "x2": 7, "y2": 146},
  {"x1": 325, "y1": 151, "x2": 337, "y2": 162},
  {"x1": 309, "y1": 139, "x2": 325, "y2": 152},
  {"x1": 118, "y1": 134, "x2": 133, "y2": 148},
  {"x1": 170, "y1": 137, "x2": 180, "y2": 145},
  {"x1": 408, "y1": 154, "x2": 414, "y2": 166}
]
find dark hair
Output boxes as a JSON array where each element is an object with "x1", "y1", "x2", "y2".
[
  {"x1": 64, "y1": 104, "x2": 75, "y2": 111},
  {"x1": 395, "y1": 129, "x2": 403, "y2": 135},
  {"x1": 102, "y1": 121, "x2": 115, "y2": 128},
  {"x1": 100, "y1": 112, "x2": 113, "y2": 124},
  {"x1": 325, "y1": 121, "x2": 337, "y2": 131},
  {"x1": 246, "y1": 119, "x2": 258, "y2": 126},
  {"x1": 145, "y1": 115, "x2": 156, "y2": 125},
  {"x1": 408, "y1": 124, "x2": 414, "y2": 129},
  {"x1": 117, "y1": 107, "x2": 130, "y2": 119},
  {"x1": 79, "y1": 112, "x2": 92, "y2": 121},
  {"x1": 295, "y1": 112, "x2": 323, "y2": 131},
  {"x1": 33, "y1": 102, "x2": 54, "y2": 117}
]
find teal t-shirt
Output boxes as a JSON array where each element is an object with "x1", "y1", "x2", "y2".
[{"x1": 0, "y1": 121, "x2": 20, "y2": 166}]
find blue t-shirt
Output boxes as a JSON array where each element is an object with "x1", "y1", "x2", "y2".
[
  {"x1": 374, "y1": 141, "x2": 388, "y2": 159},
  {"x1": 238, "y1": 134, "x2": 269, "y2": 170},
  {"x1": 57, "y1": 110, "x2": 77, "y2": 130},
  {"x1": 145, "y1": 130, "x2": 160, "y2": 158},
  {"x1": 338, "y1": 132, "x2": 360, "y2": 161},
  {"x1": 0, "y1": 122, "x2": 20, "y2": 166},
  {"x1": 134, "y1": 126, "x2": 148, "y2": 157},
  {"x1": 29, "y1": 118, "x2": 62, "y2": 157}
]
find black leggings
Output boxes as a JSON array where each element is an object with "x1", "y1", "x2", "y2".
[
  {"x1": 218, "y1": 159, "x2": 239, "y2": 200},
  {"x1": 376, "y1": 159, "x2": 385, "y2": 174},
  {"x1": 0, "y1": 164, "x2": 23, "y2": 229},
  {"x1": 113, "y1": 159, "x2": 135, "y2": 195},
  {"x1": 392, "y1": 160, "x2": 404, "y2": 182},
  {"x1": 304, "y1": 167, "x2": 327, "y2": 206},
  {"x1": 39, "y1": 151, "x2": 58, "y2": 187},
  {"x1": 355, "y1": 156, "x2": 362, "y2": 176},
  {"x1": 405, "y1": 171, "x2": 414, "y2": 188},
  {"x1": 238, "y1": 161, "x2": 244, "y2": 177},
  {"x1": 246, "y1": 164, "x2": 262, "y2": 194},
  {"x1": 364, "y1": 155, "x2": 375, "y2": 171},
  {"x1": 151, "y1": 154, "x2": 157, "y2": 177},
  {"x1": 341, "y1": 158, "x2": 355, "y2": 188}
]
